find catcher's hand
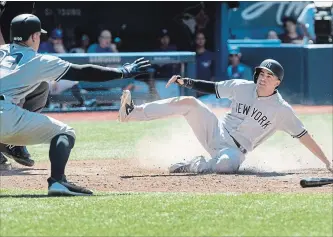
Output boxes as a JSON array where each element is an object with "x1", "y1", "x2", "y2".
[{"x1": 121, "y1": 57, "x2": 151, "y2": 78}]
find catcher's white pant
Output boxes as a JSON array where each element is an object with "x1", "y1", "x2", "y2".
[
  {"x1": 0, "y1": 99, "x2": 75, "y2": 145},
  {"x1": 49, "y1": 80, "x2": 79, "y2": 95},
  {"x1": 124, "y1": 96, "x2": 246, "y2": 173}
]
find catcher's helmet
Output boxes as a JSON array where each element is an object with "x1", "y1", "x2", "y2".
[
  {"x1": 253, "y1": 59, "x2": 284, "y2": 83},
  {"x1": 10, "y1": 14, "x2": 47, "y2": 42}
]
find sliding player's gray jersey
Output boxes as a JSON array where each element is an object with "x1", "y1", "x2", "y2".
[{"x1": 216, "y1": 79, "x2": 307, "y2": 152}]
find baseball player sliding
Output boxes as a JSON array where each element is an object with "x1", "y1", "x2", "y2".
[
  {"x1": 0, "y1": 14, "x2": 151, "y2": 196},
  {"x1": 118, "y1": 59, "x2": 333, "y2": 174}
]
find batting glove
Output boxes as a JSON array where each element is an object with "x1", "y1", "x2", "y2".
[{"x1": 121, "y1": 57, "x2": 151, "y2": 78}]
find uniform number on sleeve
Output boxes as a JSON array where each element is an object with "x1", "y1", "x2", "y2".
[{"x1": 0, "y1": 51, "x2": 23, "y2": 71}]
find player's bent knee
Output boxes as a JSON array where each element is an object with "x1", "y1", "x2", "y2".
[
  {"x1": 58, "y1": 125, "x2": 76, "y2": 140},
  {"x1": 178, "y1": 96, "x2": 200, "y2": 107},
  {"x1": 214, "y1": 153, "x2": 241, "y2": 174},
  {"x1": 51, "y1": 134, "x2": 75, "y2": 149},
  {"x1": 215, "y1": 159, "x2": 239, "y2": 173}
]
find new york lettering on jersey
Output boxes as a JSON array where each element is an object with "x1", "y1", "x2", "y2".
[{"x1": 235, "y1": 102, "x2": 272, "y2": 129}]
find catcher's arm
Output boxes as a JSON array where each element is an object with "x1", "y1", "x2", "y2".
[{"x1": 63, "y1": 57, "x2": 151, "y2": 82}]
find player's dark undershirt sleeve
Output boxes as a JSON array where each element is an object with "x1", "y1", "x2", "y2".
[
  {"x1": 179, "y1": 78, "x2": 216, "y2": 94},
  {"x1": 62, "y1": 64, "x2": 124, "y2": 82}
]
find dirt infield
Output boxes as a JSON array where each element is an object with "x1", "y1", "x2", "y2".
[
  {"x1": 1, "y1": 105, "x2": 332, "y2": 194},
  {"x1": 1, "y1": 159, "x2": 332, "y2": 193}
]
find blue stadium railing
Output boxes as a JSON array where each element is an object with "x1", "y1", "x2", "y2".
[
  {"x1": 43, "y1": 52, "x2": 196, "y2": 113},
  {"x1": 43, "y1": 44, "x2": 332, "y2": 113}
]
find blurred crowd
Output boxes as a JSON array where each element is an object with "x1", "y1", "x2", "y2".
[
  {"x1": 266, "y1": 16, "x2": 314, "y2": 44},
  {"x1": 0, "y1": 3, "x2": 321, "y2": 110}
]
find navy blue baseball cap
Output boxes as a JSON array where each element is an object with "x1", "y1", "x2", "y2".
[
  {"x1": 10, "y1": 14, "x2": 47, "y2": 42},
  {"x1": 51, "y1": 28, "x2": 63, "y2": 39}
]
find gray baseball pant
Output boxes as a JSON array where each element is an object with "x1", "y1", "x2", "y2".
[{"x1": 123, "y1": 96, "x2": 246, "y2": 173}]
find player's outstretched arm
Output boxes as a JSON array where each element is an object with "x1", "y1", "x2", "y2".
[
  {"x1": 166, "y1": 75, "x2": 216, "y2": 94},
  {"x1": 298, "y1": 133, "x2": 333, "y2": 173},
  {"x1": 63, "y1": 57, "x2": 151, "y2": 82}
]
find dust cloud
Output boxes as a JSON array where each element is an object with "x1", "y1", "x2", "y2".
[{"x1": 134, "y1": 113, "x2": 332, "y2": 172}]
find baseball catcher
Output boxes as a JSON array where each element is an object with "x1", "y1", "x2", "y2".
[
  {"x1": 118, "y1": 59, "x2": 333, "y2": 174},
  {"x1": 0, "y1": 1, "x2": 46, "y2": 170},
  {"x1": 0, "y1": 14, "x2": 151, "y2": 196}
]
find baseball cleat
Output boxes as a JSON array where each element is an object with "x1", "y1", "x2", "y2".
[
  {"x1": 169, "y1": 156, "x2": 207, "y2": 173},
  {"x1": 0, "y1": 153, "x2": 12, "y2": 171},
  {"x1": 169, "y1": 162, "x2": 191, "y2": 173},
  {"x1": 118, "y1": 90, "x2": 134, "y2": 122},
  {"x1": 47, "y1": 175, "x2": 93, "y2": 196},
  {"x1": 2, "y1": 145, "x2": 35, "y2": 167}
]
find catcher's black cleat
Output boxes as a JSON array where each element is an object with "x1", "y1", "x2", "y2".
[
  {"x1": 48, "y1": 175, "x2": 93, "y2": 196},
  {"x1": 3, "y1": 145, "x2": 35, "y2": 167}
]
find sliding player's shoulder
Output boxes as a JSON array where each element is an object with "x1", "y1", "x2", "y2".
[
  {"x1": 217, "y1": 80, "x2": 255, "y2": 93},
  {"x1": 217, "y1": 79, "x2": 254, "y2": 86},
  {"x1": 277, "y1": 96, "x2": 297, "y2": 116},
  {"x1": 232, "y1": 79, "x2": 254, "y2": 85}
]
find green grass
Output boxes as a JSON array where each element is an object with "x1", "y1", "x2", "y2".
[
  {"x1": 28, "y1": 113, "x2": 333, "y2": 162},
  {"x1": 29, "y1": 119, "x2": 175, "y2": 161},
  {"x1": 0, "y1": 190, "x2": 332, "y2": 236},
  {"x1": 1, "y1": 113, "x2": 332, "y2": 236}
]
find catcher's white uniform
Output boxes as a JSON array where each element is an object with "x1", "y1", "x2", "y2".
[
  {"x1": 0, "y1": 43, "x2": 75, "y2": 145},
  {"x1": 49, "y1": 80, "x2": 79, "y2": 95}
]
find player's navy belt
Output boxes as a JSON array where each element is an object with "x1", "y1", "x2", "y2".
[
  {"x1": 230, "y1": 136, "x2": 248, "y2": 154},
  {"x1": 225, "y1": 128, "x2": 248, "y2": 155}
]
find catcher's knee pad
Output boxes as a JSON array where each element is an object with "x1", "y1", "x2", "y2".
[{"x1": 51, "y1": 134, "x2": 75, "y2": 150}]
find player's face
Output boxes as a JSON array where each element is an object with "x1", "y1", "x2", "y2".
[
  {"x1": 160, "y1": 35, "x2": 170, "y2": 46},
  {"x1": 257, "y1": 69, "x2": 280, "y2": 90},
  {"x1": 285, "y1": 21, "x2": 296, "y2": 33},
  {"x1": 229, "y1": 54, "x2": 240, "y2": 65},
  {"x1": 195, "y1": 33, "x2": 206, "y2": 47},
  {"x1": 52, "y1": 38, "x2": 63, "y2": 45},
  {"x1": 99, "y1": 30, "x2": 112, "y2": 48},
  {"x1": 82, "y1": 35, "x2": 90, "y2": 47},
  {"x1": 31, "y1": 32, "x2": 41, "y2": 51}
]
